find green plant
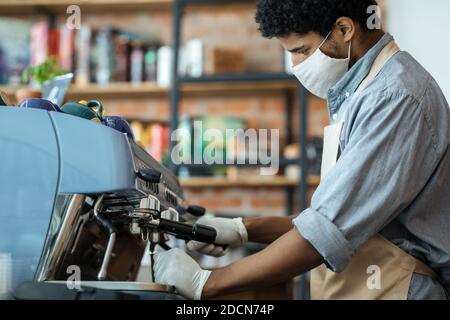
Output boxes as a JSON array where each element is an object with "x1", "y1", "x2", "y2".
[{"x1": 21, "y1": 56, "x2": 68, "y2": 87}]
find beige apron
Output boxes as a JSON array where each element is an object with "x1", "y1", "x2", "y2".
[{"x1": 311, "y1": 40, "x2": 439, "y2": 300}]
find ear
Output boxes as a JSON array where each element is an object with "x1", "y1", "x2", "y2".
[{"x1": 335, "y1": 17, "x2": 355, "y2": 42}]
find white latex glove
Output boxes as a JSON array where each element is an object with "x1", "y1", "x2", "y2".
[
  {"x1": 187, "y1": 217, "x2": 248, "y2": 257},
  {"x1": 154, "y1": 248, "x2": 212, "y2": 300}
]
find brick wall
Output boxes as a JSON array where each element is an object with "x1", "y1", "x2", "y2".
[
  {"x1": 184, "y1": 186, "x2": 317, "y2": 218},
  {"x1": 84, "y1": 6, "x2": 329, "y2": 217}
]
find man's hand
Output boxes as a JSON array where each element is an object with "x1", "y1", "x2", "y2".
[
  {"x1": 154, "y1": 248, "x2": 212, "y2": 300},
  {"x1": 187, "y1": 217, "x2": 248, "y2": 257}
]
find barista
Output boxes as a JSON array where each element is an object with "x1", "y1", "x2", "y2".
[{"x1": 154, "y1": 0, "x2": 450, "y2": 300}]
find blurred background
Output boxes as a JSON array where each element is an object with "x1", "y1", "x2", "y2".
[
  {"x1": 387, "y1": 0, "x2": 450, "y2": 101},
  {"x1": 0, "y1": 0, "x2": 448, "y2": 299},
  {"x1": 0, "y1": 0, "x2": 329, "y2": 223}
]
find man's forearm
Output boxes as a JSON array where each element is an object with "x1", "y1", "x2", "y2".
[
  {"x1": 202, "y1": 228, "x2": 323, "y2": 299},
  {"x1": 243, "y1": 214, "x2": 299, "y2": 244}
]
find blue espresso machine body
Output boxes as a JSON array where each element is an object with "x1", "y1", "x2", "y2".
[{"x1": 0, "y1": 107, "x2": 137, "y2": 297}]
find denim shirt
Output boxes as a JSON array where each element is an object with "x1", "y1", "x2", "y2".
[{"x1": 293, "y1": 33, "x2": 450, "y2": 300}]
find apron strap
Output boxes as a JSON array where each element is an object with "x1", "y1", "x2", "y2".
[
  {"x1": 355, "y1": 40, "x2": 400, "y2": 95},
  {"x1": 355, "y1": 42, "x2": 440, "y2": 282}
]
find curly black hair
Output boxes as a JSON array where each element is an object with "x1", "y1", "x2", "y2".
[{"x1": 255, "y1": 0, "x2": 378, "y2": 38}]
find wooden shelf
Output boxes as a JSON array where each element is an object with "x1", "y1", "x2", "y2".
[
  {"x1": 180, "y1": 175, "x2": 320, "y2": 188},
  {"x1": 0, "y1": 0, "x2": 260, "y2": 16},
  {"x1": 65, "y1": 82, "x2": 169, "y2": 99},
  {"x1": 0, "y1": 0, "x2": 173, "y2": 15},
  {"x1": 183, "y1": 80, "x2": 298, "y2": 96},
  {"x1": 0, "y1": 83, "x2": 163, "y2": 100},
  {"x1": 0, "y1": 80, "x2": 298, "y2": 100}
]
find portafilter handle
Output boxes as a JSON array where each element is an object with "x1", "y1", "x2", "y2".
[
  {"x1": 145, "y1": 218, "x2": 218, "y2": 245},
  {"x1": 186, "y1": 205, "x2": 206, "y2": 217}
]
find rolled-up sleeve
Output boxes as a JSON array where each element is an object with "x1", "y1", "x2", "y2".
[
  {"x1": 293, "y1": 208, "x2": 354, "y2": 272},
  {"x1": 294, "y1": 91, "x2": 441, "y2": 272}
]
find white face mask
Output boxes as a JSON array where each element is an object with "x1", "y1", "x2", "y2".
[{"x1": 292, "y1": 31, "x2": 351, "y2": 99}]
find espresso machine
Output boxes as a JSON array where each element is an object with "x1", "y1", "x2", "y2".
[{"x1": 0, "y1": 107, "x2": 216, "y2": 300}]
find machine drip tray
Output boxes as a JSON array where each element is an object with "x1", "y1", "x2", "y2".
[
  {"x1": 46, "y1": 281, "x2": 173, "y2": 292},
  {"x1": 13, "y1": 281, "x2": 180, "y2": 300}
]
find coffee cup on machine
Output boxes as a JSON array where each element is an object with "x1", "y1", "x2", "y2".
[
  {"x1": 103, "y1": 115, "x2": 135, "y2": 140},
  {"x1": 18, "y1": 98, "x2": 62, "y2": 112},
  {"x1": 62, "y1": 100, "x2": 134, "y2": 140},
  {"x1": 61, "y1": 100, "x2": 104, "y2": 123}
]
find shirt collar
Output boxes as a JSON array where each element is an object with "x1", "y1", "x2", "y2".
[{"x1": 327, "y1": 33, "x2": 394, "y2": 116}]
